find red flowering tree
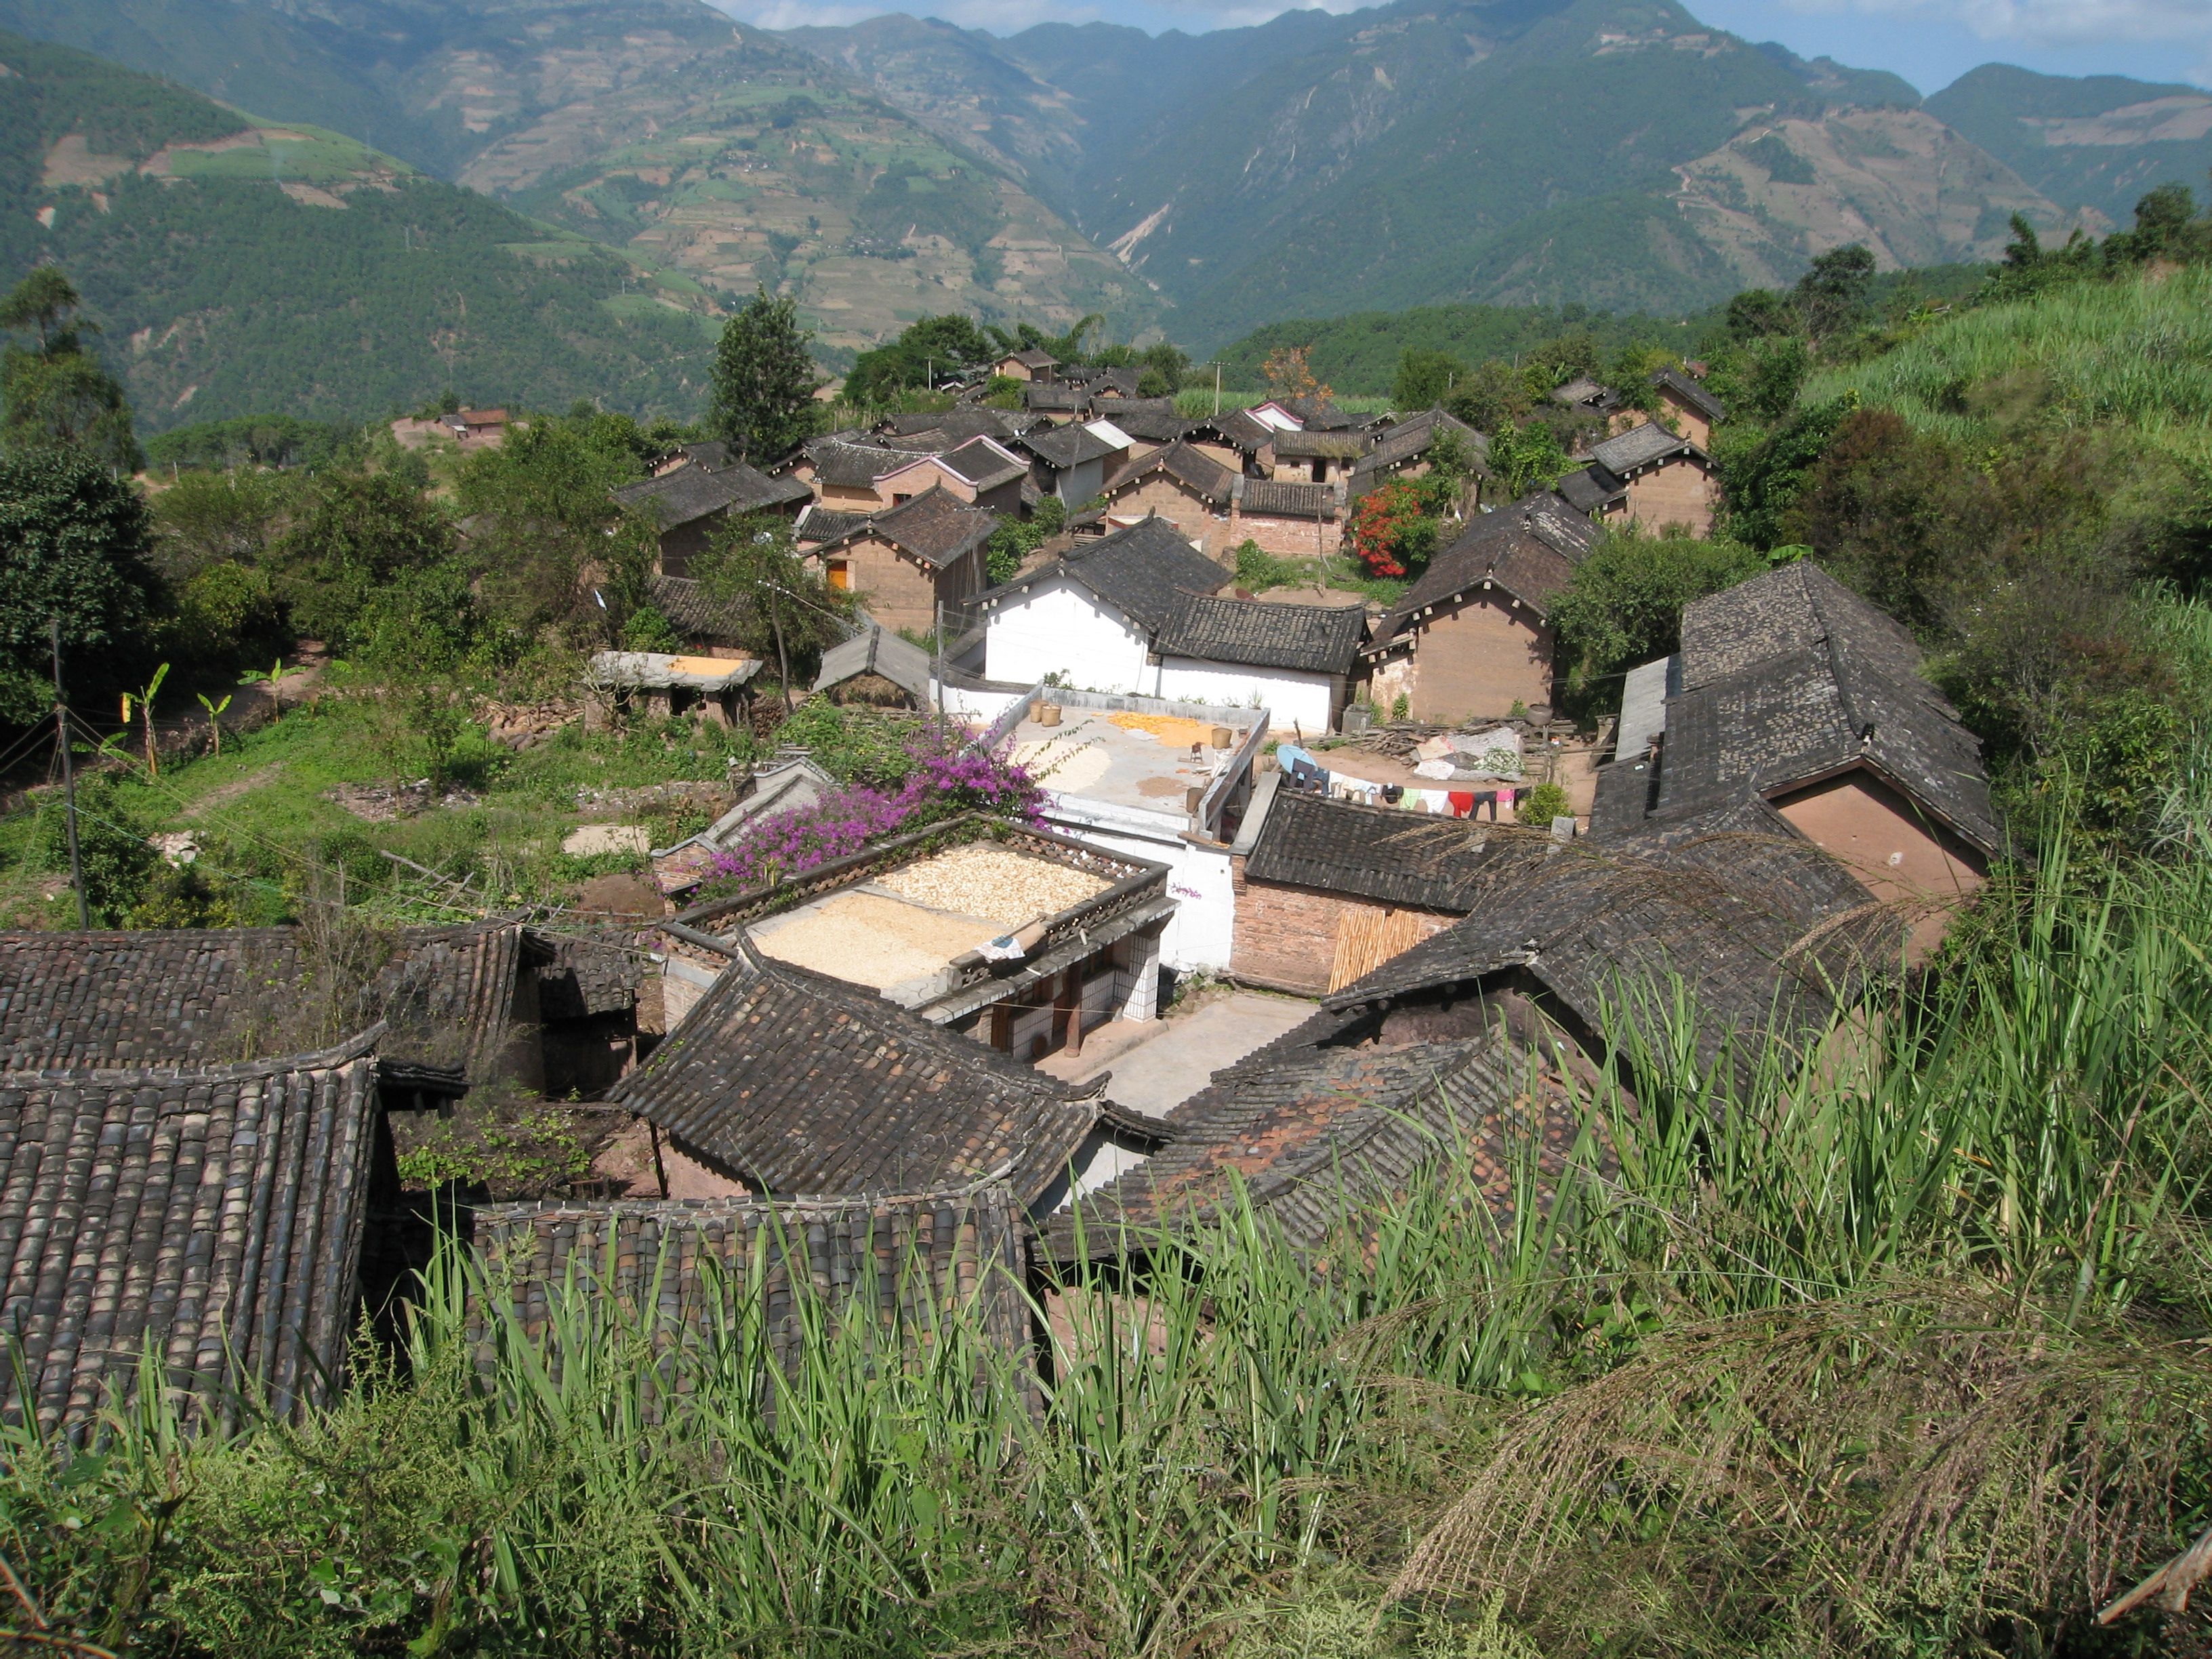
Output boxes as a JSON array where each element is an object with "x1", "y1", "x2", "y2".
[{"x1": 1348, "y1": 478, "x2": 1431, "y2": 578}]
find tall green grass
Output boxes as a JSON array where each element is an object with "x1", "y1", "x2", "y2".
[
  {"x1": 6, "y1": 771, "x2": 2210, "y2": 1656},
  {"x1": 1803, "y1": 264, "x2": 2212, "y2": 462}
]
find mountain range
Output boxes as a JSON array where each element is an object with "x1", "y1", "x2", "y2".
[
  {"x1": 0, "y1": 28, "x2": 726, "y2": 430},
  {"x1": 790, "y1": 0, "x2": 2211, "y2": 344},
  {"x1": 0, "y1": 0, "x2": 2207, "y2": 425}
]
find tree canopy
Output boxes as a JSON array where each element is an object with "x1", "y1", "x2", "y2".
[
  {"x1": 0, "y1": 266, "x2": 142, "y2": 473},
  {"x1": 707, "y1": 288, "x2": 822, "y2": 463},
  {"x1": 0, "y1": 445, "x2": 160, "y2": 716}
]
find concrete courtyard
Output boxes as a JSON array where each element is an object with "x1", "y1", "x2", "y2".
[{"x1": 1038, "y1": 989, "x2": 1317, "y2": 1116}]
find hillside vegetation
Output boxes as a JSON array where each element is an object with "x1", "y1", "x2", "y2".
[
  {"x1": 1805, "y1": 261, "x2": 2212, "y2": 456},
  {"x1": 0, "y1": 0, "x2": 1160, "y2": 356},
  {"x1": 0, "y1": 31, "x2": 722, "y2": 430},
  {"x1": 8, "y1": 771, "x2": 2212, "y2": 1655},
  {"x1": 794, "y1": 0, "x2": 2083, "y2": 344},
  {"x1": 1208, "y1": 266, "x2": 1988, "y2": 393},
  {"x1": 1929, "y1": 64, "x2": 2212, "y2": 229}
]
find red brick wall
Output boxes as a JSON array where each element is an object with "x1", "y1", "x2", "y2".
[
  {"x1": 1103, "y1": 475, "x2": 1227, "y2": 554},
  {"x1": 1404, "y1": 594, "x2": 1555, "y2": 723},
  {"x1": 1229, "y1": 858, "x2": 1454, "y2": 994},
  {"x1": 1229, "y1": 509, "x2": 1340, "y2": 562},
  {"x1": 1613, "y1": 457, "x2": 1717, "y2": 537},
  {"x1": 817, "y1": 536, "x2": 979, "y2": 634}
]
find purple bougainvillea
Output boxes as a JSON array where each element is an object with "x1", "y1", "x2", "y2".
[{"x1": 699, "y1": 726, "x2": 1044, "y2": 897}]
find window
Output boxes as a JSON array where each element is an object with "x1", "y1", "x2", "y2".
[
  {"x1": 891, "y1": 492, "x2": 913, "y2": 506},
  {"x1": 827, "y1": 561, "x2": 850, "y2": 592}
]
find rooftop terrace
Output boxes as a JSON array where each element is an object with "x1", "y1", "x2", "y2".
[
  {"x1": 670, "y1": 817, "x2": 1170, "y2": 1019},
  {"x1": 1009, "y1": 701, "x2": 1265, "y2": 820},
  {"x1": 748, "y1": 842, "x2": 1111, "y2": 1005}
]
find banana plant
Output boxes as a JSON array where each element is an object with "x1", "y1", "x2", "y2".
[
  {"x1": 239, "y1": 657, "x2": 289, "y2": 721},
  {"x1": 197, "y1": 691, "x2": 232, "y2": 757},
  {"x1": 119, "y1": 662, "x2": 169, "y2": 775}
]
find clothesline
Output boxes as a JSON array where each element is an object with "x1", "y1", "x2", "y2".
[{"x1": 1275, "y1": 742, "x2": 1530, "y2": 820}]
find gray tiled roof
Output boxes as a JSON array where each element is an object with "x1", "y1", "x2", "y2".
[
  {"x1": 1102, "y1": 441, "x2": 1236, "y2": 509},
  {"x1": 613, "y1": 455, "x2": 810, "y2": 528},
  {"x1": 1372, "y1": 491, "x2": 1601, "y2": 645},
  {"x1": 884, "y1": 407, "x2": 1027, "y2": 445},
  {"x1": 647, "y1": 573, "x2": 750, "y2": 643},
  {"x1": 804, "y1": 437, "x2": 912, "y2": 488},
  {"x1": 1240, "y1": 478, "x2": 1334, "y2": 518},
  {"x1": 937, "y1": 436, "x2": 1028, "y2": 491},
  {"x1": 1156, "y1": 596, "x2": 1366, "y2": 674},
  {"x1": 1550, "y1": 376, "x2": 1618, "y2": 409},
  {"x1": 1656, "y1": 565, "x2": 2001, "y2": 853},
  {"x1": 475, "y1": 1185, "x2": 1035, "y2": 1380},
  {"x1": 610, "y1": 948, "x2": 1122, "y2": 1205},
  {"x1": 0, "y1": 923, "x2": 538, "y2": 1090},
  {"x1": 1043, "y1": 1026, "x2": 1580, "y2": 1261},
  {"x1": 0, "y1": 1031, "x2": 384, "y2": 1434},
  {"x1": 1320, "y1": 804, "x2": 1893, "y2": 1085},
  {"x1": 1270, "y1": 429, "x2": 1370, "y2": 461},
  {"x1": 1589, "y1": 422, "x2": 1700, "y2": 476},
  {"x1": 1654, "y1": 366, "x2": 1727, "y2": 424},
  {"x1": 1101, "y1": 401, "x2": 1189, "y2": 443},
  {"x1": 819, "y1": 487, "x2": 1000, "y2": 569},
  {"x1": 1186, "y1": 411, "x2": 1275, "y2": 454},
  {"x1": 813, "y1": 622, "x2": 935, "y2": 701},
  {"x1": 1274, "y1": 396, "x2": 1359, "y2": 430},
  {"x1": 1022, "y1": 423, "x2": 1122, "y2": 472},
  {"x1": 532, "y1": 931, "x2": 644, "y2": 1021},
  {"x1": 1071, "y1": 365, "x2": 1141, "y2": 398},
  {"x1": 370, "y1": 922, "x2": 542, "y2": 1088},
  {"x1": 1004, "y1": 348, "x2": 1058, "y2": 369},
  {"x1": 1025, "y1": 384, "x2": 1089, "y2": 414},
  {"x1": 796, "y1": 506, "x2": 869, "y2": 544},
  {"x1": 1243, "y1": 792, "x2": 1541, "y2": 909},
  {"x1": 473, "y1": 1185, "x2": 1038, "y2": 1400},
  {"x1": 1352, "y1": 409, "x2": 1489, "y2": 491},
  {"x1": 1554, "y1": 466, "x2": 1620, "y2": 515},
  {"x1": 994, "y1": 514, "x2": 1225, "y2": 636},
  {"x1": 0, "y1": 928, "x2": 304, "y2": 1070}
]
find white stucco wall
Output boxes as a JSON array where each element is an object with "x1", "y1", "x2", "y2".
[
  {"x1": 937, "y1": 682, "x2": 1029, "y2": 726},
  {"x1": 985, "y1": 577, "x2": 1151, "y2": 693},
  {"x1": 1042, "y1": 792, "x2": 1237, "y2": 974},
  {"x1": 1155, "y1": 658, "x2": 1336, "y2": 735}
]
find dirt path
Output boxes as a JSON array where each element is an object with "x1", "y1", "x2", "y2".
[{"x1": 180, "y1": 762, "x2": 284, "y2": 818}]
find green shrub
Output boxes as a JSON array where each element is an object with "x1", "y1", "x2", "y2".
[
  {"x1": 165, "y1": 560, "x2": 288, "y2": 664},
  {"x1": 619, "y1": 604, "x2": 682, "y2": 652},
  {"x1": 1520, "y1": 781, "x2": 1570, "y2": 823},
  {"x1": 35, "y1": 775, "x2": 155, "y2": 922},
  {"x1": 1233, "y1": 537, "x2": 1301, "y2": 592}
]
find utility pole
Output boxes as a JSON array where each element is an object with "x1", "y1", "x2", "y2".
[
  {"x1": 49, "y1": 617, "x2": 87, "y2": 929},
  {"x1": 1214, "y1": 362, "x2": 1221, "y2": 417}
]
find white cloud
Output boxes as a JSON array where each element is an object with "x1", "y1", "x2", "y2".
[
  {"x1": 715, "y1": 0, "x2": 1101, "y2": 29},
  {"x1": 1768, "y1": 0, "x2": 2211, "y2": 50},
  {"x1": 712, "y1": 0, "x2": 1364, "y2": 36}
]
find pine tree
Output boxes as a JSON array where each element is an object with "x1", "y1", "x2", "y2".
[
  {"x1": 0, "y1": 267, "x2": 142, "y2": 474},
  {"x1": 707, "y1": 287, "x2": 822, "y2": 464}
]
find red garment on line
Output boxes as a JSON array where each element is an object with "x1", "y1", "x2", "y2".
[{"x1": 1448, "y1": 791, "x2": 1476, "y2": 818}]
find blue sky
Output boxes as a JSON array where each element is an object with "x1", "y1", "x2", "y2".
[{"x1": 721, "y1": 0, "x2": 2212, "y2": 93}]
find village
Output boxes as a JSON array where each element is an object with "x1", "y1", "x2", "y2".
[{"x1": 0, "y1": 338, "x2": 2007, "y2": 1452}]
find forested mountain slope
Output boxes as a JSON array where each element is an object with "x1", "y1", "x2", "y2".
[
  {"x1": 1927, "y1": 65, "x2": 2212, "y2": 231},
  {"x1": 0, "y1": 31, "x2": 719, "y2": 430},
  {"x1": 0, "y1": 0, "x2": 1160, "y2": 353},
  {"x1": 792, "y1": 0, "x2": 2065, "y2": 346}
]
